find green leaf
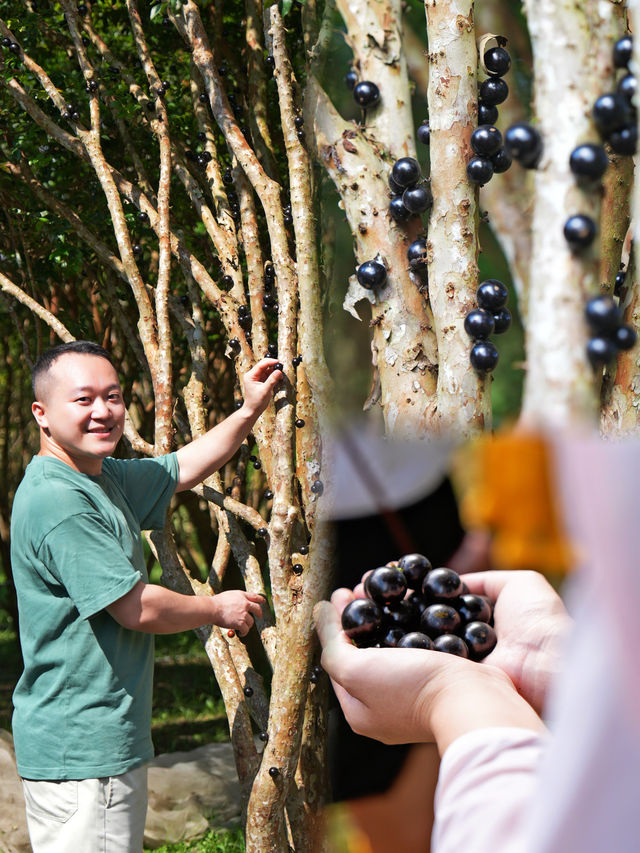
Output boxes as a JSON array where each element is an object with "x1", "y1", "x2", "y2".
[
  {"x1": 149, "y1": 3, "x2": 165, "y2": 21},
  {"x1": 281, "y1": 0, "x2": 294, "y2": 15}
]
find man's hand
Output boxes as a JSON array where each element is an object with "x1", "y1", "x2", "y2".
[
  {"x1": 239, "y1": 359, "x2": 283, "y2": 419},
  {"x1": 211, "y1": 590, "x2": 265, "y2": 636}
]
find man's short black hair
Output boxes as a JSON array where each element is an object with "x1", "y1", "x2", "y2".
[{"x1": 32, "y1": 341, "x2": 115, "y2": 400}]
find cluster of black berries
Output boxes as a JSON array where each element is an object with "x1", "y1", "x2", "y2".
[
  {"x1": 341, "y1": 555, "x2": 497, "y2": 660},
  {"x1": 345, "y1": 68, "x2": 381, "y2": 111},
  {"x1": 263, "y1": 262, "x2": 278, "y2": 312},
  {"x1": 1, "y1": 36, "x2": 21, "y2": 56},
  {"x1": 467, "y1": 45, "x2": 514, "y2": 185},
  {"x1": 463, "y1": 279, "x2": 511, "y2": 373},
  {"x1": 388, "y1": 156, "x2": 432, "y2": 223},
  {"x1": 585, "y1": 294, "x2": 636, "y2": 368}
]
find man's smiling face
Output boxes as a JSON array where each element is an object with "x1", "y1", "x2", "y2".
[{"x1": 32, "y1": 352, "x2": 126, "y2": 475}]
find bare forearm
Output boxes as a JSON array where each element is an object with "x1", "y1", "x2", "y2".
[{"x1": 107, "y1": 581, "x2": 218, "y2": 633}]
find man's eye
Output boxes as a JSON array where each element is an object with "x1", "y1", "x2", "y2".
[
  {"x1": 109, "y1": 393, "x2": 122, "y2": 401},
  {"x1": 75, "y1": 397, "x2": 91, "y2": 403}
]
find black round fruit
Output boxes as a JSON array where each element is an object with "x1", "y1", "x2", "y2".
[
  {"x1": 587, "y1": 336, "x2": 617, "y2": 367},
  {"x1": 417, "y1": 122, "x2": 430, "y2": 145},
  {"x1": 353, "y1": 81, "x2": 380, "y2": 108},
  {"x1": 617, "y1": 74, "x2": 637, "y2": 105},
  {"x1": 383, "y1": 600, "x2": 417, "y2": 632},
  {"x1": 243, "y1": 685, "x2": 254, "y2": 697},
  {"x1": 470, "y1": 341, "x2": 499, "y2": 373},
  {"x1": 477, "y1": 279, "x2": 508, "y2": 310},
  {"x1": 471, "y1": 125, "x2": 503, "y2": 157},
  {"x1": 569, "y1": 144, "x2": 609, "y2": 181},
  {"x1": 464, "y1": 308, "x2": 495, "y2": 340},
  {"x1": 458, "y1": 594, "x2": 493, "y2": 625},
  {"x1": 490, "y1": 148, "x2": 512, "y2": 174},
  {"x1": 463, "y1": 621, "x2": 497, "y2": 660},
  {"x1": 614, "y1": 270, "x2": 626, "y2": 296},
  {"x1": 311, "y1": 480, "x2": 324, "y2": 495},
  {"x1": 592, "y1": 93, "x2": 630, "y2": 134},
  {"x1": 341, "y1": 598, "x2": 382, "y2": 645},
  {"x1": 388, "y1": 196, "x2": 412, "y2": 222},
  {"x1": 402, "y1": 185, "x2": 432, "y2": 213},
  {"x1": 585, "y1": 295, "x2": 621, "y2": 334},
  {"x1": 292, "y1": 563, "x2": 303, "y2": 575},
  {"x1": 398, "y1": 553, "x2": 432, "y2": 591},
  {"x1": 564, "y1": 215, "x2": 596, "y2": 250},
  {"x1": 613, "y1": 35, "x2": 633, "y2": 69},
  {"x1": 295, "y1": 418, "x2": 305, "y2": 428},
  {"x1": 381, "y1": 627, "x2": 406, "y2": 648},
  {"x1": 263, "y1": 489, "x2": 274, "y2": 499},
  {"x1": 397, "y1": 632, "x2": 433, "y2": 649},
  {"x1": 504, "y1": 123, "x2": 542, "y2": 168},
  {"x1": 1, "y1": 38, "x2": 11, "y2": 48},
  {"x1": 268, "y1": 766, "x2": 280, "y2": 778},
  {"x1": 345, "y1": 69, "x2": 358, "y2": 90},
  {"x1": 421, "y1": 604, "x2": 461, "y2": 638},
  {"x1": 478, "y1": 101, "x2": 499, "y2": 125},
  {"x1": 608, "y1": 125, "x2": 637, "y2": 156},
  {"x1": 356, "y1": 260, "x2": 387, "y2": 290},
  {"x1": 479, "y1": 77, "x2": 509, "y2": 106},
  {"x1": 299, "y1": 544, "x2": 309, "y2": 555},
  {"x1": 365, "y1": 566, "x2": 408, "y2": 606},
  {"x1": 433, "y1": 634, "x2": 469, "y2": 657},
  {"x1": 467, "y1": 156, "x2": 494, "y2": 185},
  {"x1": 392, "y1": 157, "x2": 422, "y2": 188},
  {"x1": 8, "y1": 42, "x2": 20, "y2": 55},
  {"x1": 259, "y1": 731, "x2": 268, "y2": 742},
  {"x1": 407, "y1": 239, "x2": 428, "y2": 269},
  {"x1": 484, "y1": 46, "x2": 511, "y2": 76},
  {"x1": 422, "y1": 568, "x2": 464, "y2": 601},
  {"x1": 616, "y1": 324, "x2": 637, "y2": 350},
  {"x1": 492, "y1": 307, "x2": 512, "y2": 335}
]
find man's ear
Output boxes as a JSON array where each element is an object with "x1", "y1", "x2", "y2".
[{"x1": 32, "y1": 400, "x2": 48, "y2": 429}]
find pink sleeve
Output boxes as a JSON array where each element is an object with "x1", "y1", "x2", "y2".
[{"x1": 432, "y1": 727, "x2": 548, "y2": 853}]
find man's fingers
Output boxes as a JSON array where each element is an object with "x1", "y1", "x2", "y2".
[
  {"x1": 330, "y1": 587, "x2": 355, "y2": 615},
  {"x1": 313, "y1": 601, "x2": 344, "y2": 648}
]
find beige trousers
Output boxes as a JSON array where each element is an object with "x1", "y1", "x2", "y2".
[{"x1": 21, "y1": 765, "x2": 148, "y2": 853}]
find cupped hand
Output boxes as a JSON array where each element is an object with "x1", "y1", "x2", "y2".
[
  {"x1": 213, "y1": 590, "x2": 265, "y2": 637},
  {"x1": 463, "y1": 570, "x2": 571, "y2": 714}
]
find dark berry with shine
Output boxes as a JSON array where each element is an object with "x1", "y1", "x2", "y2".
[
  {"x1": 1, "y1": 38, "x2": 11, "y2": 48},
  {"x1": 463, "y1": 621, "x2": 497, "y2": 660},
  {"x1": 256, "y1": 527, "x2": 268, "y2": 538},
  {"x1": 417, "y1": 122, "x2": 430, "y2": 145},
  {"x1": 421, "y1": 604, "x2": 461, "y2": 638},
  {"x1": 617, "y1": 74, "x2": 637, "y2": 105},
  {"x1": 569, "y1": 144, "x2": 609, "y2": 181},
  {"x1": 478, "y1": 101, "x2": 499, "y2": 125},
  {"x1": 8, "y1": 42, "x2": 20, "y2": 55},
  {"x1": 388, "y1": 196, "x2": 412, "y2": 222},
  {"x1": 616, "y1": 324, "x2": 637, "y2": 350},
  {"x1": 383, "y1": 600, "x2": 417, "y2": 632},
  {"x1": 433, "y1": 634, "x2": 469, "y2": 657},
  {"x1": 353, "y1": 81, "x2": 380, "y2": 108},
  {"x1": 464, "y1": 308, "x2": 495, "y2": 340},
  {"x1": 397, "y1": 632, "x2": 433, "y2": 649},
  {"x1": 345, "y1": 68, "x2": 358, "y2": 90},
  {"x1": 608, "y1": 125, "x2": 637, "y2": 156},
  {"x1": 365, "y1": 566, "x2": 408, "y2": 606},
  {"x1": 504, "y1": 123, "x2": 542, "y2": 168},
  {"x1": 341, "y1": 598, "x2": 383, "y2": 646},
  {"x1": 484, "y1": 46, "x2": 511, "y2": 76},
  {"x1": 268, "y1": 767, "x2": 280, "y2": 778},
  {"x1": 356, "y1": 260, "x2": 387, "y2": 289},
  {"x1": 458, "y1": 594, "x2": 493, "y2": 625},
  {"x1": 492, "y1": 307, "x2": 512, "y2": 335},
  {"x1": 407, "y1": 239, "x2": 428, "y2": 269},
  {"x1": 479, "y1": 77, "x2": 509, "y2": 106},
  {"x1": 470, "y1": 341, "x2": 499, "y2": 373},
  {"x1": 299, "y1": 544, "x2": 309, "y2": 555},
  {"x1": 564, "y1": 215, "x2": 596, "y2": 250},
  {"x1": 392, "y1": 157, "x2": 422, "y2": 188},
  {"x1": 477, "y1": 279, "x2": 508, "y2": 310},
  {"x1": 467, "y1": 157, "x2": 493, "y2": 185},
  {"x1": 585, "y1": 295, "x2": 621, "y2": 334},
  {"x1": 292, "y1": 563, "x2": 303, "y2": 575},
  {"x1": 295, "y1": 418, "x2": 305, "y2": 428},
  {"x1": 587, "y1": 337, "x2": 617, "y2": 367},
  {"x1": 402, "y1": 184, "x2": 432, "y2": 213},
  {"x1": 311, "y1": 480, "x2": 323, "y2": 495},
  {"x1": 490, "y1": 148, "x2": 512, "y2": 173},
  {"x1": 381, "y1": 627, "x2": 406, "y2": 648},
  {"x1": 592, "y1": 93, "x2": 630, "y2": 134},
  {"x1": 614, "y1": 270, "x2": 626, "y2": 296},
  {"x1": 423, "y1": 568, "x2": 463, "y2": 602},
  {"x1": 471, "y1": 125, "x2": 503, "y2": 157},
  {"x1": 243, "y1": 685, "x2": 254, "y2": 697},
  {"x1": 398, "y1": 553, "x2": 432, "y2": 591},
  {"x1": 263, "y1": 489, "x2": 274, "y2": 500},
  {"x1": 613, "y1": 35, "x2": 633, "y2": 69}
]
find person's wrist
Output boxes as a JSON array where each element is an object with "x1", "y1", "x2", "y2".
[{"x1": 428, "y1": 665, "x2": 545, "y2": 755}]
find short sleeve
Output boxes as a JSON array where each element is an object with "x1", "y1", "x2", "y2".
[
  {"x1": 103, "y1": 453, "x2": 179, "y2": 530},
  {"x1": 40, "y1": 513, "x2": 142, "y2": 619}
]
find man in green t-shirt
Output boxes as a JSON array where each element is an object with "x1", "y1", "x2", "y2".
[{"x1": 11, "y1": 340, "x2": 281, "y2": 852}]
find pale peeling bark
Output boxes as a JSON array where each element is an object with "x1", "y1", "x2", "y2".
[
  {"x1": 307, "y1": 77, "x2": 439, "y2": 438},
  {"x1": 520, "y1": 0, "x2": 618, "y2": 428},
  {"x1": 425, "y1": 0, "x2": 489, "y2": 435}
]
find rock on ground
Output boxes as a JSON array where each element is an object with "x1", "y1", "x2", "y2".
[{"x1": 0, "y1": 730, "x2": 242, "y2": 853}]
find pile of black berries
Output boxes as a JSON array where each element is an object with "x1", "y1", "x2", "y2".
[
  {"x1": 467, "y1": 43, "x2": 513, "y2": 185},
  {"x1": 585, "y1": 294, "x2": 637, "y2": 368},
  {"x1": 340, "y1": 554, "x2": 497, "y2": 660},
  {"x1": 593, "y1": 35, "x2": 637, "y2": 157},
  {"x1": 388, "y1": 157, "x2": 432, "y2": 223},
  {"x1": 464, "y1": 279, "x2": 511, "y2": 374}
]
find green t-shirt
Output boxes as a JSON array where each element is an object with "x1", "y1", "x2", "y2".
[{"x1": 10, "y1": 453, "x2": 179, "y2": 780}]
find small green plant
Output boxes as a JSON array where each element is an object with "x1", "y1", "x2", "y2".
[{"x1": 145, "y1": 827, "x2": 245, "y2": 853}]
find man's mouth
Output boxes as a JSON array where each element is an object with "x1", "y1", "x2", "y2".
[{"x1": 88, "y1": 426, "x2": 114, "y2": 434}]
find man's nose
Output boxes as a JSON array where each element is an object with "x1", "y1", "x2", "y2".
[{"x1": 92, "y1": 396, "x2": 110, "y2": 418}]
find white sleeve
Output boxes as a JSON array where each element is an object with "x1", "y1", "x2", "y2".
[{"x1": 432, "y1": 727, "x2": 548, "y2": 853}]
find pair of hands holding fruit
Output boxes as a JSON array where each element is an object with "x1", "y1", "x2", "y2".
[{"x1": 314, "y1": 569, "x2": 571, "y2": 754}]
